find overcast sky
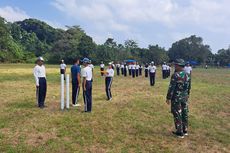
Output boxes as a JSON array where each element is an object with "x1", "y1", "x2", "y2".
[{"x1": 0, "y1": 0, "x2": 230, "y2": 53}]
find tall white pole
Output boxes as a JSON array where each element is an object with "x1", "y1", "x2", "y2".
[
  {"x1": 66, "y1": 74, "x2": 70, "y2": 109},
  {"x1": 61, "y1": 74, "x2": 65, "y2": 110}
]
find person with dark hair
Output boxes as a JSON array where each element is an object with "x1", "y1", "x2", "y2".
[
  {"x1": 136, "y1": 62, "x2": 139, "y2": 77},
  {"x1": 144, "y1": 63, "x2": 149, "y2": 78},
  {"x1": 162, "y1": 62, "x2": 167, "y2": 79},
  {"x1": 33, "y1": 57, "x2": 47, "y2": 109},
  {"x1": 115, "y1": 62, "x2": 120, "y2": 76},
  {"x1": 166, "y1": 59, "x2": 191, "y2": 138},
  {"x1": 71, "y1": 58, "x2": 81, "y2": 107},
  {"x1": 139, "y1": 64, "x2": 143, "y2": 76},
  {"x1": 104, "y1": 63, "x2": 114, "y2": 101},
  {"x1": 124, "y1": 63, "x2": 128, "y2": 77}
]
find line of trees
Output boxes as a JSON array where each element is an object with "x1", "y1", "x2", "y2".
[{"x1": 0, "y1": 16, "x2": 229, "y2": 66}]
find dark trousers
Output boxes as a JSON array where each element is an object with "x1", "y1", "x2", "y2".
[
  {"x1": 36, "y1": 77, "x2": 47, "y2": 108},
  {"x1": 100, "y1": 68, "x2": 104, "y2": 76},
  {"x1": 105, "y1": 77, "x2": 113, "y2": 100},
  {"x1": 132, "y1": 69, "x2": 135, "y2": 78},
  {"x1": 162, "y1": 70, "x2": 167, "y2": 79},
  {"x1": 139, "y1": 68, "x2": 142, "y2": 75},
  {"x1": 135, "y1": 69, "x2": 139, "y2": 77},
  {"x1": 121, "y1": 68, "x2": 124, "y2": 75},
  {"x1": 116, "y1": 68, "x2": 120, "y2": 76},
  {"x1": 150, "y1": 72, "x2": 155, "y2": 86},
  {"x1": 83, "y1": 81, "x2": 92, "y2": 112},
  {"x1": 60, "y1": 69, "x2": 65, "y2": 80},
  {"x1": 72, "y1": 82, "x2": 80, "y2": 105},
  {"x1": 129, "y1": 69, "x2": 132, "y2": 76},
  {"x1": 145, "y1": 69, "x2": 148, "y2": 77},
  {"x1": 124, "y1": 69, "x2": 127, "y2": 77}
]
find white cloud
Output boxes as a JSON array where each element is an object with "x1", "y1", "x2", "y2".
[{"x1": 0, "y1": 6, "x2": 30, "y2": 22}]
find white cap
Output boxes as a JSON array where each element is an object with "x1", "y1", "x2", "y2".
[{"x1": 151, "y1": 61, "x2": 154, "y2": 64}]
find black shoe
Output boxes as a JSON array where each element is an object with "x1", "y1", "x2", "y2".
[{"x1": 172, "y1": 131, "x2": 184, "y2": 138}]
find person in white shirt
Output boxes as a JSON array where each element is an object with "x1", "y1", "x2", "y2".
[
  {"x1": 33, "y1": 57, "x2": 47, "y2": 108},
  {"x1": 115, "y1": 62, "x2": 120, "y2": 76},
  {"x1": 162, "y1": 62, "x2": 167, "y2": 79},
  {"x1": 131, "y1": 63, "x2": 136, "y2": 78},
  {"x1": 104, "y1": 63, "x2": 114, "y2": 101},
  {"x1": 60, "y1": 60, "x2": 67, "y2": 80},
  {"x1": 166, "y1": 64, "x2": 170, "y2": 78},
  {"x1": 149, "y1": 61, "x2": 157, "y2": 86},
  {"x1": 139, "y1": 64, "x2": 143, "y2": 76},
  {"x1": 184, "y1": 62, "x2": 192, "y2": 75},
  {"x1": 136, "y1": 63, "x2": 140, "y2": 77},
  {"x1": 88, "y1": 61, "x2": 94, "y2": 82},
  {"x1": 100, "y1": 61, "x2": 105, "y2": 76},
  {"x1": 128, "y1": 64, "x2": 132, "y2": 76},
  {"x1": 121, "y1": 63, "x2": 124, "y2": 75},
  {"x1": 124, "y1": 63, "x2": 128, "y2": 77},
  {"x1": 81, "y1": 58, "x2": 93, "y2": 112},
  {"x1": 144, "y1": 63, "x2": 149, "y2": 78}
]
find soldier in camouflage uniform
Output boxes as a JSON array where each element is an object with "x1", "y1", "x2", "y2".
[{"x1": 166, "y1": 59, "x2": 191, "y2": 138}]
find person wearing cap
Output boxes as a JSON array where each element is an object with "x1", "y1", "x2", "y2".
[
  {"x1": 184, "y1": 62, "x2": 192, "y2": 76},
  {"x1": 131, "y1": 62, "x2": 136, "y2": 78},
  {"x1": 100, "y1": 61, "x2": 105, "y2": 76},
  {"x1": 33, "y1": 57, "x2": 47, "y2": 109},
  {"x1": 115, "y1": 62, "x2": 121, "y2": 76},
  {"x1": 104, "y1": 63, "x2": 114, "y2": 101},
  {"x1": 71, "y1": 58, "x2": 81, "y2": 107},
  {"x1": 149, "y1": 61, "x2": 157, "y2": 86},
  {"x1": 166, "y1": 59, "x2": 191, "y2": 138},
  {"x1": 162, "y1": 62, "x2": 167, "y2": 79},
  {"x1": 81, "y1": 58, "x2": 93, "y2": 112},
  {"x1": 136, "y1": 62, "x2": 140, "y2": 77},
  {"x1": 144, "y1": 63, "x2": 149, "y2": 78},
  {"x1": 128, "y1": 63, "x2": 132, "y2": 76}
]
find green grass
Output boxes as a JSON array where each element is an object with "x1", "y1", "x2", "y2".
[{"x1": 0, "y1": 64, "x2": 229, "y2": 153}]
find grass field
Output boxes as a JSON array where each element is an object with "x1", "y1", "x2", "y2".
[{"x1": 0, "y1": 64, "x2": 229, "y2": 153}]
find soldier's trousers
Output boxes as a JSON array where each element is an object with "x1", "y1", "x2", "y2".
[
  {"x1": 72, "y1": 82, "x2": 80, "y2": 105},
  {"x1": 132, "y1": 70, "x2": 135, "y2": 78},
  {"x1": 135, "y1": 69, "x2": 139, "y2": 77},
  {"x1": 129, "y1": 69, "x2": 132, "y2": 76},
  {"x1": 116, "y1": 68, "x2": 120, "y2": 76},
  {"x1": 149, "y1": 72, "x2": 155, "y2": 86},
  {"x1": 83, "y1": 81, "x2": 92, "y2": 112},
  {"x1": 145, "y1": 69, "x2": 148, "y2": 77},
  {"x1": 36, "y1": 77, "x2": 47, "y2": 108},
  {"x1": 171, "y1": 100, "x2": 188, "y2": 133}
]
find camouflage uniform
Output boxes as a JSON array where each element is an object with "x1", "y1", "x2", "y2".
[{"x1": 166, "y1": 70, "x2": 191, "y2": 134}]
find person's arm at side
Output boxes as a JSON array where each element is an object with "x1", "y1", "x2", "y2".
[
  {"x1": 77, "y1": 73, "x2": 81, "y2": 87},
  {"x1": 33, "y1": 67, "x2": 39, "y2": 88},
  {"x1": 166, "y1": 74, "x2": 177, "y2": 104},
  {"x1": 83, "y1": 77, "x2": 86, "y2": 91}
]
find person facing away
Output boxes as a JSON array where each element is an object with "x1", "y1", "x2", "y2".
[
  {"x1": 149, "y1": 61, "x2": 157, "y2": 86},
  {"x1": 60, "y1": 60, "x2": 67, "y2": 78},
  {"x1": 166, "y1": 59, "x2": 191, "y2": 139},
  {"x1": 71, "y1": 58, "x2": 81, "y2": 107},
  {"x1": 104, "y1": 63, "x2": 114, "y2": 101},
  {"x1": 115, "y1": 62, "x2": 120, "y2": 76},
  {"x1": 162, "y1": 62, "x2": 167, "y2": 79},
  {"x1": 184, "y1": 62, "x2": 192, "y2": 76},
  {"x1": 100, "y1": 61, "x2": 105, "y2": 76},
  {"x1": 33, "y1": 57, "x2": 47, "y2": 109},
  {"x1": 81, "y1": 58, "x2": 93, "y2": 112},
  {"x1": 144, "y1": 63, "x2": 149, "y2": 78}
]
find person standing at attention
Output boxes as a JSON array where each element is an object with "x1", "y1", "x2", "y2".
[
  {"x1": 71, "y1": 58, "x2": 81, "y2": 107},
  {"x1": 81, "y1": 58, "x2": 93, "y2": 112},
  {"x1": 149, "y1": 61, "x2": 157, "y2": 86},
  {"x1": 33, "y1": 57, "x2": 47, "y2": 109},
  {"x1": 60, "y1": 59, "x2": 67, "y2": 80},
  {"x1": 104, "y1": 63, "x2": 114, "y2": 101},
  {"x1": 100, "y1": 61, "x2": 105, "y2": 76}
]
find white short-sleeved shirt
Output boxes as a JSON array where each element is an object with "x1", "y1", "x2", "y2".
[
  {"x1": 116, "y1": 64, "x2": 120, "y2": 68},
  {"x1": 60, "y1": 63, "x2": 66, "y2": 70},
  {"x1": 106, "y1": 68, "x2": 114, "y2": 77},
  {"x1": 81, "y1": 66, "x2": 92, "y2": 81},
  {"x1": 121, "y1": 64, "x2": 124, "y2": 68},
  {"x1": 89, "y1": 64, "x2": 94, "y2": 69},
  {"x1": 184, "y1": 66, "x2": 192, "y2": 74},
  {"x1": 136, "y1": 65, "x2": 140, "y2": 69},
  {"x1": 33, "y1": 65, "x2": 46, "y2": 86},
  {"x1": 149, "y1": 65, "x2": 157, "y2": 73},
  {"x1": 131, "y1": 65, "x2": 136, "y2": 70},
  {"x1": 162, "y1": 64, "x2": 167, "y2": 70},
  {"x1": 100, "y1": 64, "x2": 105, "y2": 68},
  {"x1": 128, "y1": 65, "x2": 132, "y2": 69}
]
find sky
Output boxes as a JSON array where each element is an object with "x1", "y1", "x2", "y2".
[{"x1": 0, "y1": 0, "x2": 230, "y2": 53}]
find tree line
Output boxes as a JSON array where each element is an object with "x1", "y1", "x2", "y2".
[{"x1": 0, "y1": 16, "x2": 229, "y2": 66}]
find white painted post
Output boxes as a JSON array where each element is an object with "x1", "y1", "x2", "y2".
[
  {"x1": 61, "y1": 74, "x2": 65, "y2": 110},
  {"x1": 66, "y1": 74, "x2": 70, "y2": 109}
]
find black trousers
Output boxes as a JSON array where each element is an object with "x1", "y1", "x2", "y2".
[
  {"x1": 145, "y1": 69, "x2": 148, "y2": 77},
  {"x1": 150, "y1": 72, "x2": 155, "y2": 86},
  {"x1": 60, "y1": 69, "x2": 65, "y2": 80},
  {"x1": 36, "y1": 77, "x2": 47, "y2": 108},
  {"x1": 139, "y1": 68, "x2": 142, "y2": 75},
  {"x1": 124, "y1": 69, "x2": 127, "y2": 77},
  {"x1": 132, "y1": 69, "x2": 135, "y2": 78},
  {"x1": 83, "y1": 81, "x2": 92, "y2": 112},
  {"x1": 128, "y1": 69, "x2": 132, "y2": 76},
  {"x1": 116, "y1": 68, "x2": 120, "y2": 76},
  {"x1": 100, "y1": 68, "x2": 104, "y2": 76},
  {"x1": 135, "y1": 69, "x2": 139, "y2": 77},
  {"x1": 162, "y1": 70, "x2": 167, "y2": 79},
  {"x1": 72, "y1": 82, "x2": 80, "y2": 105},
  {"x1": 121, "y1": 68, "x2": 124, "y2": 75},
  {"x1": 105, "y1": 77, "x2": 113, "y2": 100}
]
